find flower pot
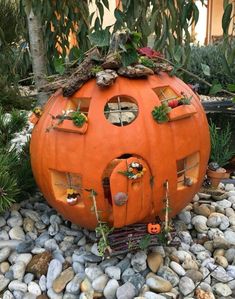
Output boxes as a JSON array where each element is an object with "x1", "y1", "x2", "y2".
[
  {"x1": 207, "y1": 169, "x2": 230, "y2": 188},
  {"x1": 168, "y1": 105, "x2": 197, "y2": 121}
]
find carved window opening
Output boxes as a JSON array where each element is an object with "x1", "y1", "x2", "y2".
[
  {"x1": 51, "y1": 170, "x2": 84, "y2": 207},
  {"x1": 153, "y1": 86, "x2": 179, "y2": 103},
  {"x1": 104, "y1": 95, "x2": 138, "y2": 126},
  {"x1": 176, "y1": 152, "x2": 199, "y2": 188},
  {"x1": 66, "y1": 97, "x2": 91, "y2": 115}
]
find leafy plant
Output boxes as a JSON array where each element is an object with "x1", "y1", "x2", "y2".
[
  {"x1": 209, "y1": 121, "x2": 235, "y2": 167},
  {"x1": 152, "y1": 103, "x2": 172, "y2": 123},
  {"x1": 185, "y1": 45, "x2": 235, "y2": 95},
  {"x1": 72, "y1": 112, "x2": 87, "y2": 127},
  {"x1": 0, "y1": 107, "x2": 27, "y2": 147},
  {"x1": 0, "y1": 172, "x2": 19, "y2": 213}
]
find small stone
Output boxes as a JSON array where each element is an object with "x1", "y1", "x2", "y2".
[
  {"x1": 0, "y1": 216, "x2": 6, "y2": 227},
  {"x1": 182, "y1": 257, "x2": 198, "y2": 270},
  {"x1": 47, "y1": 288, "x2": 63, "y2": 299},
  {"x1": 131, "y1": 251, "x2": 147, "y2": 272},
  {"x1": 195, "y1": 289, "x2": 215, "y2": 299},
  {"x1": 80, "y1": 278, "x2": 93, "y2": 293},
  {"x1": 85, "y1": 266, "x2": 103, "y2": 281},
  {"x1": 157, "y1": 266, "x2": 179, "y2": 287},
  {"x1": 92, "y1": 274, "x2": 109, "y2": 292},
  {"x1": 16, "y1": 240, "x2": 34, "y2": 253},
  {"x1": 103, "y1": 279, "x2": 119, "y2": 299},
  {"x1": 44, "y1": 239, "x2": 59, "y2": 251},
  {"x1": 194, "y1": 203, "x2": 212, "y2": 217},
  {"x1": 215, "y1": 255, "x2": 228, "y2": 268},
  {"x1": 46, "y1": 259, "x2": 63, "y2": 289},
  {"x1": 24, "y1": 273, "x2": 34, "y2": 284},
  {"x1": 213, "y1": 237, "x2": 229, "y2": 249},
  {"x1": 15, "y1": 253, "x2": 32, "y2": 265},
  {"x1": 28, "y1": 281, "x2": 41, "y2": 296},
  {"x1": 0, "y1": 230, "x2": 9, "y2": 240},
  {"x1": 0, "y1": 274, "x2": 10, "y2": 292},
  {"x1": 185, "y1": 270, "x2": 203, "y2": 283},
  {"x1": 26, "y1": 251, "x2": 52, "y2": 278},
  {"x1": 173, "y1": 250, "x2": 192, "y2": 262},
  {"x1": 116, "y1": 282, "x2": 136, "y2": 299},
  {"x1": 0, "y1": 247, "x2": 11, "y2": 262},
  {"x1": 192, "y1": 215, "x2": 208, "y2": 233},
  {"x1": 0, "y1": 261, "x2": 10, "y2": 273},
  {"x1": 105, "y1": 266, "x2": 121, "y2": 280},
  {"x1": 2, "y1": 290, "x2": 14, "y2": 299},
  {"x1": 179, "y1": 277, "x2": 195, "y2": 296},
  {"x1": 48, "y1": 223, "x2": 59, "y2": 236},
  {"x1": 116, "y1": 257, "x2": 130, "y2": 272},
  {"x1": 225, "y1": 248, "x2": 235, "y2": 263},
  {"x1": 66, "y1": 274, "x2": 83, "y2": 294},
  {"x1": 210, "y1": 265, "x2": 230, "y2": 282},
  {"x1": 12, "y1": 261, "x2": 26, "y2": 280},
  {"x1": 217, "y1": 199, "x2": 232, "y2": 209},
  {"x1": 147, "y1": 253, "x2": 163, "y2": 273},
  {"x1": 170, "y1": 261, "x2": 186, "y2": 276},
  {"x1": 23, "y1": 218, "x2": 34, "y2": 233},
  {"x1": 224, "y1": 230, "x2": 235, "y2": 245},
  {"x1": 39, "y1": 275, "x2": 47, "y2": 292},
  {"x1": 9, "y1": 226, "x2": 25, "y2": 240},
  {"x1": 212, "y1": 283, "x2": 232, "y2": 296},
  {"x1": 225, "y1": 184, "x2": 235, "y2": 191},
  {"x1": 7, "y1": 211, "x2": 23, "y2": 227},
  {"x1": 144, "y1": 292, "x2": 165, "y2": 299},
  {"x1": 178, "y1": 210, "x2": 191, "y2": 224},
  {"x1": 52, "y1": 267, "x2": 74, "y2": 293},
  {"x1": 146, "y1": 276, "x2": 172, "y2": 293},
  {"x1": 8, "y1": 280, "x2": 27, "y2": 292}
]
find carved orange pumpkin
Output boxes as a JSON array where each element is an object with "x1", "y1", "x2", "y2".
[
  {"x1": 30, "y1": 73, "x2": 210, "y2": 229},
  {"x1": 147, "y1": 223, "x2": 161, "y2": 234}
]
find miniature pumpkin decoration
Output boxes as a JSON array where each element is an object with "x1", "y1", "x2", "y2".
[
  {"x1": 147, "y1": 223, "x2": 161, "y2": 234},
  {"x1": 30, "y1": 73, "x2": 210, "y2": 229}
]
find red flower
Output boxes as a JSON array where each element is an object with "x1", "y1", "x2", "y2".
[{"x1": 138, "y1": 47, "x2": 164, "y2": 59}]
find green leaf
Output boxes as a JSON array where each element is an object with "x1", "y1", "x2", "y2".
[
  {"x1": 102, "y1": 0, "x2": 109, "y2": 10},
  {"x1": 227, "y1": 84, "x2": 235, "y2": 92},
  {"x1": 201, "y1": 63, "x2": 210, "y2": 76},
  {"x1": 53, "y1": 57, "x2": 65, "y2": 75},
  {"x1": 209, "y1": 83, "x2": 223, "y2": 95},
  {"x1": 232, "y1": 97, "x2": 235, "y2": 103},
  {"x1": 173, "y1": 46, "x2": 182, "y2": 64},
  {"x1": 88, "y1": 28, "x2": 110, "y2": 47},
  {"x1": 121, "y1": 48, "x2": 138, "y2": 66},
  {"x1": 114, "y1": 9, "x2": 124, "y2": 23},
  {"x1": 222, "y1": 3, "x2": 232, "y2": 35},
  {"x1": 139, "y1": 235, "x2": 151, "y2": 250}
]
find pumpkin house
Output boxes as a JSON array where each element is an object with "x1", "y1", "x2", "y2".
[{"x1": 30, "y1": 71, "x2": 210, "y2": 229}]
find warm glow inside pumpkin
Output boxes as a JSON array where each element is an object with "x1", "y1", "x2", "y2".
[{"x1": 30, "y1": 73, "x2": 210, "y2": 229}]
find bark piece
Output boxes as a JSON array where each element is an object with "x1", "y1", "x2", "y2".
[
  {"x1": 62, "y1": 48, "x2": 101, "y2": 97},
  {"x1": 96, "y1": 70, "x2": 118, "y2": 87},
  {"x1": 118, "y1": 64, "x2": 154, "y2": 78}
]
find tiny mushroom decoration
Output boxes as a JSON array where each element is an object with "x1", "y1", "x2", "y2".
[{"x1": 66, "y1": 188, "x2": 80, "y2": 206}]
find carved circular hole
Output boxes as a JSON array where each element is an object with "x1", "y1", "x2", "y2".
[{"x1": 104, "y1": 95, "x2": 138, "y2": 126}]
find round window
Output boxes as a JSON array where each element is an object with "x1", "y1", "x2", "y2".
[{"x1": 104, "y1": 95, "x2": 138, "y2": 126}]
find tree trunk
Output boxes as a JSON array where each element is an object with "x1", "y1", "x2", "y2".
[{"x1": 26, "y1": 8, "x2": 48, "y2": 105}]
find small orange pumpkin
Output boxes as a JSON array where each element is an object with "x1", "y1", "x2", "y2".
[{"x1": 147, "y1": 223, "x2": 161, "y2": 234}]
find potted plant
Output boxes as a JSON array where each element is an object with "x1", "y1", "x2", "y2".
[{"x1": 207, "y1": 121, "x2": 235, "y2": 187}]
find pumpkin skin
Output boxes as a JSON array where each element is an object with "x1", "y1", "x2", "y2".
[{"x1": 30, "y1": 73, "x2": 210, "y2": 229}]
